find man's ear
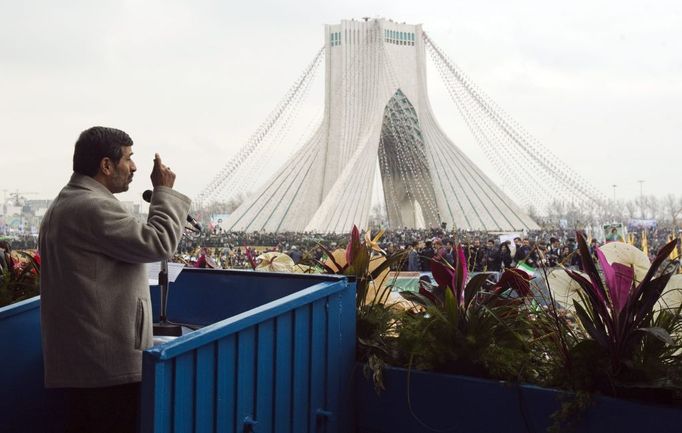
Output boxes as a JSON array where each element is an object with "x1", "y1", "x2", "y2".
[{"x1": 99, "y1": 157, "x2": 113, "y2": 175}]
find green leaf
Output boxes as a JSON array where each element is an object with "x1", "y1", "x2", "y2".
[
  {"x1": 573, "y1": 300, "x2": 608, "y2": 348},
  {"x1": 349, "y1": 245, "x2": 370, "y2": 278},
  {"x1": 463, "y1": 273, "x2": 490, "y2": 310},
  {"x1": 399, "y1": 291, "x2": 435, "y2": 308},
  {"x1": 633, "y1": 272, "x2": 673, "y2": 326},
  {"x1": 443, "y1": 284, "x2": 459, "y2": 325},
  {"x1": 368, "y1": 253, "x2": 402, "y2": 280},
  {"x1": 315, "y1": 242, "x2": 344, "y2": 273},
  {"x1": 636, "y1": 327, "x2": 675, "y2": 346},
  {"x1": 636, "y1": 238, "x2": 678, "y2": 290}
]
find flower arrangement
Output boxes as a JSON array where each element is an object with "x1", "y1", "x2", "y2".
[
  {"x1": 0, "y1": 250, "x2": 41, "y2": 308},
  {"x1": 305, "y1": 226, "x2": 408, "y2": 384},
  {"x1": 396, "y1": 247, "x2": 537, "y2": 381},
  {"x1": 320, "y1": 226, "x2": 682, "y2": 414},
  {"x1": 547, "y1": 233, "x2": 682, "y2": 400}
]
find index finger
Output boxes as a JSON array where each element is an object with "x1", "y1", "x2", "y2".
[{"x1": 154, "y1": 153, "x2": 161, "y2": 166}]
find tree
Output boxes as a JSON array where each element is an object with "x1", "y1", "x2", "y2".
[
  {"x1": 625, "y1": 200, "x2": 637, "y2": 220},
  {"x1": 646, "y1": 195, "x2": 661, "y2": 221},
  {"x1": 544, "y1": 199, "x2": 565, "y2": 225},
  {"x1": 635, "y1": 195, "x2": 649, "y2": 219},
  {"x1": 663, "y1": 194, "x2": 682, "y2": 228}
]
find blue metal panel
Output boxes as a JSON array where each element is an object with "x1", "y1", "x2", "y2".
[
  {"x1": 236, "y1": 327, "x2": 256, "y2": 432},
  {"x1": 255, "y1": 319, "x2": 275, "y2": 433},
  {"x1": 0, "y1": 298, "x2": 66, "y2": 433},
  {"x1": 1, "y1": 272, "x2": 354, "y2": 433},
  {"x1": 141, "y1": 357, "x2": 173, "y2": 433},
  {"x1": 173, "y1": 351, "x2": 196, "y2": 432},
  {"x1": 215, "y1": 335, "x2": 237, "y2": 432},
  {"x1": 146, "y1": 279, "x2": 348, "y2": 360},
  {"x1": 273, "y1": 311, "x2": 293, "y2": 433},
  {"x1": 292, "y1": 304, "x2": 311, "y2": 433},
  {"x1": 337, "y1": 284, "x2": 357, "y2": 433},
  {"x1": 309, "y1": 298, "x2": 328, "y2": 432},
  {"x1": 355, "y1": 366, "x2": 682, "y2": 433},
  {"x1": 150, "y1": 269, "x2": 343, "y2": 326},
  {"x1": 195, "y1": 343, "x2": 216, "y2": 433},
  {"x1": 324, "y1": 294, "x2": 342, "y2": 433}
]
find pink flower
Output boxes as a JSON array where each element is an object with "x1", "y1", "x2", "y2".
[
  {"x1": 345, "y1": 225, "x2": 361, "y2": 265},
  {"x1": 595, "y1": 248, "x2": 634, "y2": 313}
]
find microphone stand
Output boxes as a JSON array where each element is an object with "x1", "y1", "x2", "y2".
[
  {"x1": 152, "y1": 223, "x2": 203, "y2": 337},
  {"x1": 153, "y1": 258, "x2": 182, "y2": 336}
]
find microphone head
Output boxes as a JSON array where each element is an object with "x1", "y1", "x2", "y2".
[{"x1": 142, "y1": 190, "x2": 153, "y2": 203}]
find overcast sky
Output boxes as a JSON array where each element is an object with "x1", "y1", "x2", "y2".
[{"x1": 2, "y1": 0, "x2": 680, "y2": 208}]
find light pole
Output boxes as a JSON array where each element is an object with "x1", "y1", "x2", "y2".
[{"x1": 610, "y1": 184, "x2": 617, "y2": 220}]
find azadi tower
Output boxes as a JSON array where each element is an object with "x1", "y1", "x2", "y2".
[{"x1": 204, "y1": 19, "x2": 603, "y2": 233}]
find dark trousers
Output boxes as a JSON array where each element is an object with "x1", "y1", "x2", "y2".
[{"x1": 65, "y1": 382, "x2": 140, "y2": 433}]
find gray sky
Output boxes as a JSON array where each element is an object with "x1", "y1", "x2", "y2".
[{"x1": 2, "y1": 0, "x2": 680, "y2": 207}]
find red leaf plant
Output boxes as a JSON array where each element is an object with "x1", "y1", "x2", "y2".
[
  {"x1": 396, "y1": 244, "x2": 536, "y2": 380},
  {"x1": 561, "y1": 232, "x2": 681, "y2": 394}
]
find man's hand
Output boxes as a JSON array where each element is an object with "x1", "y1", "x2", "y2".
[{"x1": 150, "y1": 153, "x2": 176, "y2": 188}]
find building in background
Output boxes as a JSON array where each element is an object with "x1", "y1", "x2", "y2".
[{"x1": 219, "y1": 18, "x2": 539, "y2": 233}]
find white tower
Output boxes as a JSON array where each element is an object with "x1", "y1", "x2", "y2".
[{"x1": 221, "y1": 19, "x2": 540, "y2": 233}]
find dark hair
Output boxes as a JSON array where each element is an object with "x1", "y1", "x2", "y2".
[{"x1": 73, "y1": 126, "x2": 133, "y2": 176}]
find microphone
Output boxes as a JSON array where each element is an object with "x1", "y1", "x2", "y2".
[{"x1": 143, "y1": 190, "x2": 202, "y2": 232}]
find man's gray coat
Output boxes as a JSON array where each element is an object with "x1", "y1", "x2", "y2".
[{"x1": 40, "y1": 174, "x2": 191, "y2": 388}]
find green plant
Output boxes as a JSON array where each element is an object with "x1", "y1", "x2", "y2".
[
  {"x1": 0, "y1": 251, "x2": 41, "y2": 308},
  {"x1": 311, "y1": 226, "x2": 407, "y2": 379},
  {"x1": 395, "y1": 245, "x2": 538, "y2": 381},
  {"x1": 553, "y1": 233, "x2": 682, "y2": 399},
  {"x1": 314, "y1": 226, "x2": 405, "y2": 307},
  {"x1": 548, "y1": 390, "x2": 593, "y2": 433}
]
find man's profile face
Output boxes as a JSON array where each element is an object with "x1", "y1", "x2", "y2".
[{"x1": 109, "y1": 146, "x2": 136, "y2": 193}]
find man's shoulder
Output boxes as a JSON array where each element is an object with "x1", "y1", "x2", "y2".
[
  {"x1": 49, "y1": 183, "x2": 125, "y2": 225},
  {"x1": 61, "y1": 185, "x2": 118, "y2": 209}
]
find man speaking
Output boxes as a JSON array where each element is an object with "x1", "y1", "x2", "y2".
[{"x1": 39, "y1": 127, "x2": 191, "y2": 433}]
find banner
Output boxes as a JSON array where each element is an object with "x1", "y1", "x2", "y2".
[
  {"x1": 603, "y1": 223, "x2": 625, "y2": 243},
  {"x1": 499, "y1": 232, "x2": 521, "y2": 256},
  {"x1": 627, "y1": 219, "x2": 657, "y2": 230}
]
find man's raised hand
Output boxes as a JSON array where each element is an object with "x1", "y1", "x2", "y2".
[{"x1": 150, "y1": 153, "x2": 176, "y2": 188}]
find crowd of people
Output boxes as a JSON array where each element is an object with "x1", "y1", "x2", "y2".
[
  {"x1": 3, "y1": 224, "x2": 679, "y2": 273},
  {"x1": 0, "y1": 234, "x2": 38, "y2": 250},
  {"x1": 177, "y1": 225, "x2": 681, "y2": 272}
]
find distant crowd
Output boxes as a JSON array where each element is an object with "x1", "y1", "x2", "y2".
[
  {"x1": 3, "y1": 225, "x2": 679, "y2": 272},
  {"x1": 177, "y1": 226, "x2": 681, "y2": 271}
]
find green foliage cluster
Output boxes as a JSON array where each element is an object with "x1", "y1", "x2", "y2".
[
  {"x1": 334, "y1": 227, "x2": 682, "y2": 409},
  {"x1": 396, "y1": 285, "x2": 535, "y2": 382},
  {"x1": 542, "y1": 234, "x2": 682, "y2": 402}
]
